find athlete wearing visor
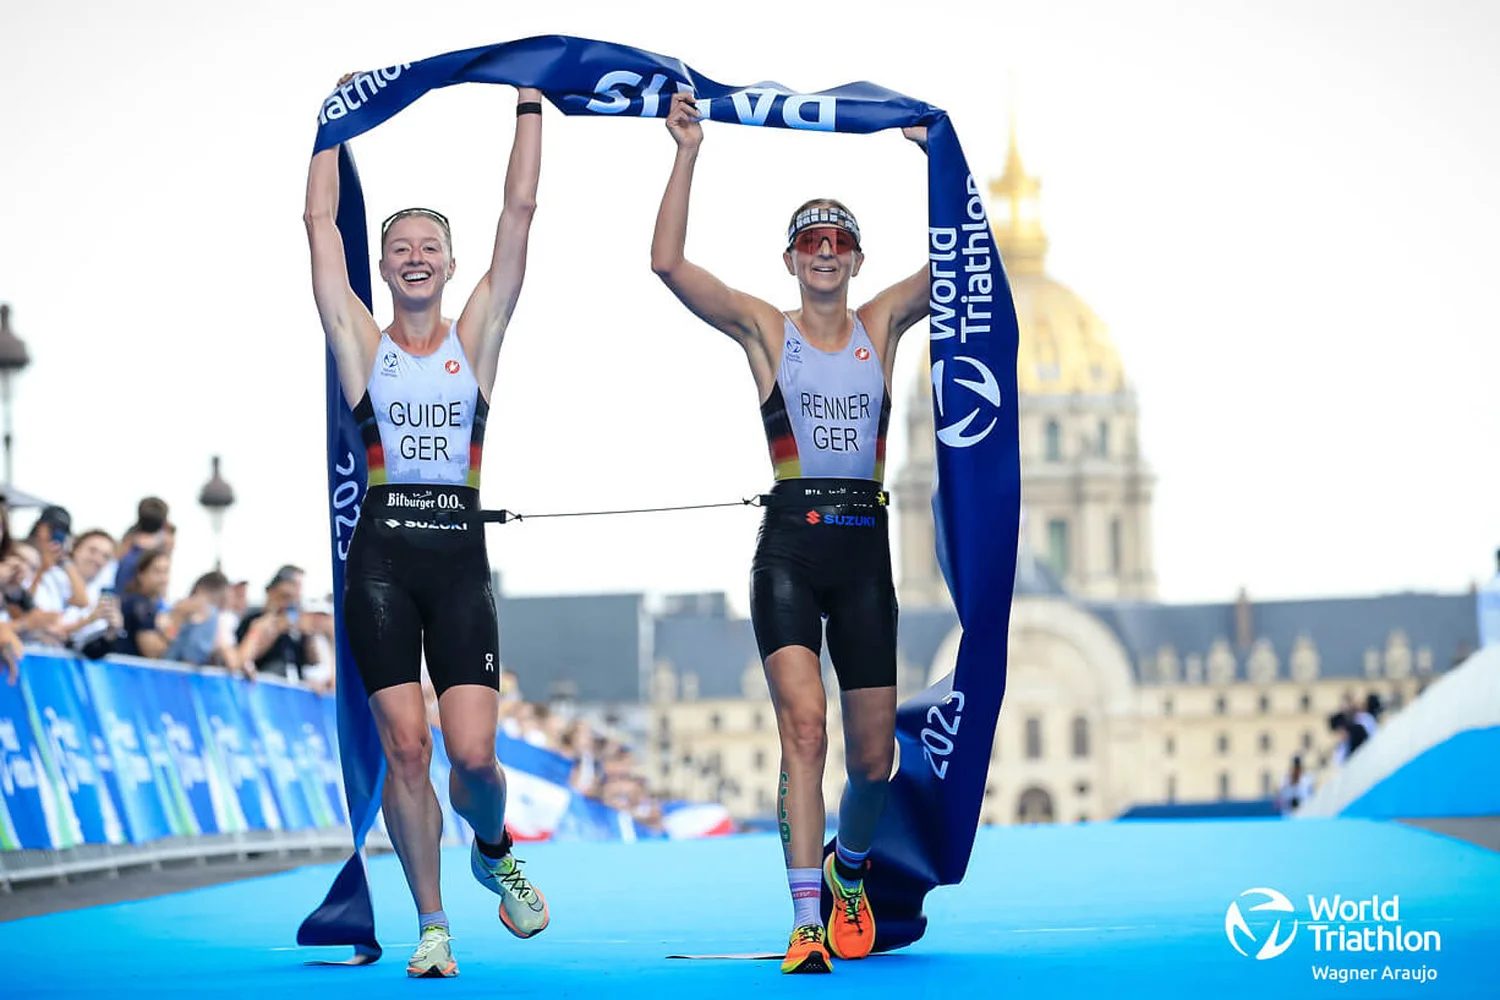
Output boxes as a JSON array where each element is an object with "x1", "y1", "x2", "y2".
[{"x1": 651, "y1": 89, "x2": 931, "y2": 974}]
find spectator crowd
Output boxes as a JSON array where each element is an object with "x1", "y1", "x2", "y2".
[
  {"x1": 0, "y1": 494, "x2": 335, "y2": 690},
  {"x1": 1276, "y1": 690, "x2": 1387, "y2": 814},
  {"x1": 0, "y1": 491, "x2": 666, "y2": 830}
]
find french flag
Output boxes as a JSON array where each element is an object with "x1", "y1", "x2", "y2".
[{"x1": 660, "y1": 802, "x2": 735, "y2": 839}]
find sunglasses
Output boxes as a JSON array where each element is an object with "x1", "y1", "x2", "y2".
[
  {"x1": 790, "y1": 227, "x2": 860, "y2": 256},
  {"x1": 380, "y1": 207, "x2": 451, "y2": 242}
]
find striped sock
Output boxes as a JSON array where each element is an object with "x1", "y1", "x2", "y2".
[
  {"x1": 833, "y1": 838, "x2": 870, "y2": 889},
  {"x1": 418, "y1": 909, "x2": 449, "y2": 936},
  {"x1": 788, "y1": 868, "x2": 822, "y2": 929}
]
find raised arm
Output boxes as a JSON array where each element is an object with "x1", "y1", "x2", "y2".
[
  {"x1": 651, "y1": 92, "x2": 782, "y2": 389},
  {"x1": 304, "y1": 120, "x2": 381, "y2": 406},
  {"x1": 458, "y1": 87, "x2": 543, "y2": 396}
]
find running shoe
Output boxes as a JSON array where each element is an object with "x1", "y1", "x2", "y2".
[
  {"x1": 407, "y1": 924, "x2": 458, "y2": 978},
  {"x1": 823, "y1": 853, "x2": 875, "y2": 959},
  {"x1": 781, "y1": 923, "x2": 834, "y2": 974},
  {"x1": 470, "y1": 838, "x2": 550, "y2": 938}
]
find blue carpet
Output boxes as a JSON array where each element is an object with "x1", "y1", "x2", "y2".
[{"x1": 6, "y1": 818, "x2": 1494, "y2": 998}]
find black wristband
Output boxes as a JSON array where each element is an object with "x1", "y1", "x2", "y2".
[{"x1": 516, "y1": 101, "x2": 542, "y2": 117}]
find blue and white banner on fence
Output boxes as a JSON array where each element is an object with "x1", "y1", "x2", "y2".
[
  {"x1": 308, "y1": 32, "x2": 1019, "y2": 958},
  {"x1": 133, "y1": 662, "x2": 238, "y2": 837},
  {"x1": 239, "y1": 680, "x2": 319, "y2": 832},
  {"x1": 193, "y1": 672, "x2": 283, "y2": 833},
  {"x1": 285, "y1": 684, "x2": 349, "y2": 829},
  {"x1": 4, "y1": 653, "x2": 682, "y2": 873},
  {"x1": 0, "y1": 673, "x2": 53, "y2": 851},
  {"x1": 79, "y1": 658, "x2": 174, "y2": 844},
  {"x1": 18, "y1": 654, "x2": 126, "y2": 847}
]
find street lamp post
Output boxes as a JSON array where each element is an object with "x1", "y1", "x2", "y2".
[
  {"x1": 198, "y1": 455, "x2": 235, "y2": 572},
  {"x1": 0, "y1": 305, "x2": 32, "y2": 490}
]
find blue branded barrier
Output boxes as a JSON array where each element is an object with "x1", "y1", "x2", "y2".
[{"x1": 0, "y1": 650, "x2": 670, "y2": 854}]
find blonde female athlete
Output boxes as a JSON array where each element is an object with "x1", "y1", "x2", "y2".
[{"x1": 304, "y1": 81, "x2": 547, "y2": 978}]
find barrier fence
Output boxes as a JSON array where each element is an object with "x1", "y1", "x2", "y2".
[{"x1": 0, "y1": 650, "x2": 726, "y2": 891}]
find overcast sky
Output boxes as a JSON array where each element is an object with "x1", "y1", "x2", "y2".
[{"x1": 2, "y1": 0, "x2": 1496, "y2": 616}]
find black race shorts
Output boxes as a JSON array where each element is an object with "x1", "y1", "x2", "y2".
[
  {"x1": 343, "y1": 484, "x2": 500, "y2": 698},
  {"x1": 749, "y1": 478, "x2": 897, "y2": 691}
]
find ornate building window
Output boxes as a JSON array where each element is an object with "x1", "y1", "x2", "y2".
[
  {"x1": 709, "y1": 712, "x2": 723, "y2": 732},
  {"x1": 1302, "y1": 731, "x2": 1314, "y2": 750},
  {"x1": 1259, "y1": 732, "x2": 1272, "y2": 754},
  {"x1": 1166, "y1": 774, "x2": 1177, "y2": 802},
  {"x1": 1218, "y1": 772, "x2": 1231, "y2": 800},
  {"x1": 1299, "y1": 692, "x2": 1312, "y2": 713},
  {"x1": 1017, "y1": 787, "x2": 1054, "y2": 824},
  {"x1": 1110, "y1": 518, "x2": 1123, "y2": 575},
  {"x1": 1207, "y1": 638, "x2": 1237, "y2": 685},
  {"x1": 1155, "y1": 648, "x2": 1180, "y2": 685},
  {"x1": 1045, "y1": 419, "x2": 1062, "y2": 461},
  {"x1": 1290, "y1": 634, "x2": 1321, "y2": 682},
  {"x1": 1258, "y1": 693, "x2": 1271, "y2": 714},
  {"x1": 1025, "y1": 716, "x2": 1044, "y2": 760},
  {"x1": 753, "y1": 749, "x2": 766, "y2": 771},
  {"x1": 1097, "y1": 419, "x2": 1110, "y2": 457},
  {"x1": 1384, "y1": 629, "x2": 1413, "y2": 679},
  {"x1": 1162, "y1": 696, "x2": 1174, "y2": 716},
  {"x1": 1247, "y1": 639, "x2": 1279, "y2": 685},
  {"x1": 1047, "y1": 519, "x2": 1070, "y2": 577},
  {"x1": 1261, "y1": 772, "x2": 1273, "y2": 797},
  {"x1": 1214, "y1": 695, "x2": 1227, "y2": 715},
  {"x1": 1217, "y1": 733, "x2": 1230, "y2": 755},
  {"x1": 1071, "y1": 716, "x2": 1090, "y2": 758},
  {"x1": 1165, "y1": 736, "x2": 1175, "y2": 757}
]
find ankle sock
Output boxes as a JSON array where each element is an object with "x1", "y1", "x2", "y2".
[
  {"x1": 788, "y1": 867, "x2": 822, "y2": 929},
  {"x1": 418, "y1": 909, "x2": 448, "y2": 937},
  {"x1": 833, "y1": 838, "x2": 869, "y2": 888},
  {"x1": 475, "y1": 830, "x2": 512, "y2": 861}
]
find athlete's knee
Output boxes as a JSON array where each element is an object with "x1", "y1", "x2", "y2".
[
  {"x1": 446, "y1": 740, "x2": 501, "y2": 785},
  {"x1": 777, "y1": 703, "x2": 828, "y2": 764},
  {"x1": 845, "y1": 741, "x2": 894, "y2": 787},
  {"x1": 385, "y1": 727, "x2": 433, "y2": 786}
]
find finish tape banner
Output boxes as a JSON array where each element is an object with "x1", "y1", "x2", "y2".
[{"x1": 309, "y1": 32, "x2": 1019, "y2": 958}]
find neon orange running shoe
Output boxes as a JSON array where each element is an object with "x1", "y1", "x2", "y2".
[
  {"x1": 823, "y1": 853, "x2": 876, "y2": 959},
  {"x1": 781, "y1": 924, "x2": 834, "y2": 974}
]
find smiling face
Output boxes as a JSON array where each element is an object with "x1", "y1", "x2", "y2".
[
  {"x1": 378, "y1": 214, "x2": 455, "y2": 308},
  {"x1": 783, "y1": 200, "x2": 863, "y2": 294},
  {"x1": 71, "y1": 532, "x2": 114, "y2": 581}
]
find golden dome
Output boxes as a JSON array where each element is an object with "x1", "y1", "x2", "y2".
[{"x1": 990, "y1": 117, "x2": 1127, "y2": 396}]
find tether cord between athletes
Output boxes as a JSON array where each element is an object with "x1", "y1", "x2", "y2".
[{"x1": 473, "y1": 491, "x2": 893, "y2": 524}]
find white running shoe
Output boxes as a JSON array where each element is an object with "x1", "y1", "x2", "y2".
[
  {"x1": 407, "y1": 924, "x2": 458, "y2": 978},
  {"x1": 470, "y1": 838, "x2": 550, "y2": 938}
]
